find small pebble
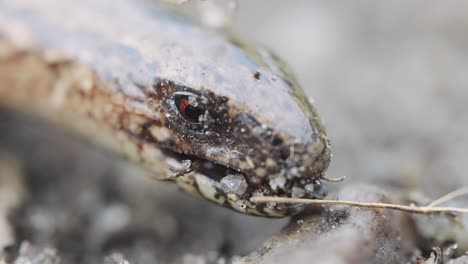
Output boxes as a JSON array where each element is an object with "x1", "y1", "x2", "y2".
[
  {"x1": 305, "y1": 183, "x2": 328, "y2": 199},
  {"x1": 220, "y1": 174, "x2": 248, "y2": 196},
  {"x1": 269, "y1": 177, "x2": 286, "y2": 191},
  {"x1": 291, "y1": 187, "x2": 306, "y2": 198},
  {"x1": 236, "y1": 200, "x2": 247, "y2": 209}
]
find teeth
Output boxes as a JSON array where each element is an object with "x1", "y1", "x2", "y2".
[
  {"x1": 291, "y1": 187, "x2": 306, "y2": 198},
  {"x1": 168, "y1": 159, "x2": 193, "y2": 178},
  {"x1": 266, "y1": 201, "x2": 277, "y2": 210}
]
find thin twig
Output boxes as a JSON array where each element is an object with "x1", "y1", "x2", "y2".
[
  {"x1": 426, "y1": 186, "x2": 468, "y2": 208},
  {"x1": 321, "y1": 175, "x2": 347, "y2": 182},
  {"x1": 250, "y1": 196, "x2": 468, "y2": 215}
]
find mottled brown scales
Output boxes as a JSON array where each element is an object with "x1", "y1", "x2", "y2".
[{"x1": 0, "y1": 0, "x2": 332, "y2": 217}]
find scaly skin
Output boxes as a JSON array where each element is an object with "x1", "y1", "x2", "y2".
[{"x1": 0, "y1": 0, "x2": 331, "y2": 217}]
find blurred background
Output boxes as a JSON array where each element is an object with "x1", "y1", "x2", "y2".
[
  {"x1": 2, "y1": 1, "x2": 468, "y2": 263},
  {"x1": 233, "y1": 1, "x2": 468, "y2": 197}
]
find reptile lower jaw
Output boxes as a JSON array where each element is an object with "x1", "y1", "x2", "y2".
[{"x1": 162, "y1": 149, "x2": 309, "y2": 217}]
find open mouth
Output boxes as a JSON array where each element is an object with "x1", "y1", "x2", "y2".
[
  {"x1": 162, "y1": 149, "x2": 258, "y2": 198},
  {"x1": 161, "y1": 149, "x2": 307, "y2": 217}
]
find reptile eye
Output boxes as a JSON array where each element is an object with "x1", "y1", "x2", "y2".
[{"x1": 173, "y1": 93, "x2": 205, "y2": 123}]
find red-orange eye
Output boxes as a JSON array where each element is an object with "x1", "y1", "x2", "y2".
[{"x1": 174, "y1": 94, "x2": 204, "y2": 123}]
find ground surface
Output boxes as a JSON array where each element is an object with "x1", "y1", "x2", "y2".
[{"x1": 1, "y1": 1, "x2": 468, "y2": 263}]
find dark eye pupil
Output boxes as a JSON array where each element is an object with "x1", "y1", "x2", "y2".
[
  {"x1": 184, "y1": 104, "x2": 203, "y2": 122},
  {"x1": 175, "y1": 95, "x2": 204, "y2": 123}
]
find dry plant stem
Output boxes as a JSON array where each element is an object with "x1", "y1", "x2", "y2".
[
  {"x1": 321, "y1": 175, "x2": 347, "y2": 182},
  {"x1": 250, "y1": 196, "x2": 468, "y2": 215},
  {"x1": 426, "y1": 186, "x2": 468, "y2": 208}
]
